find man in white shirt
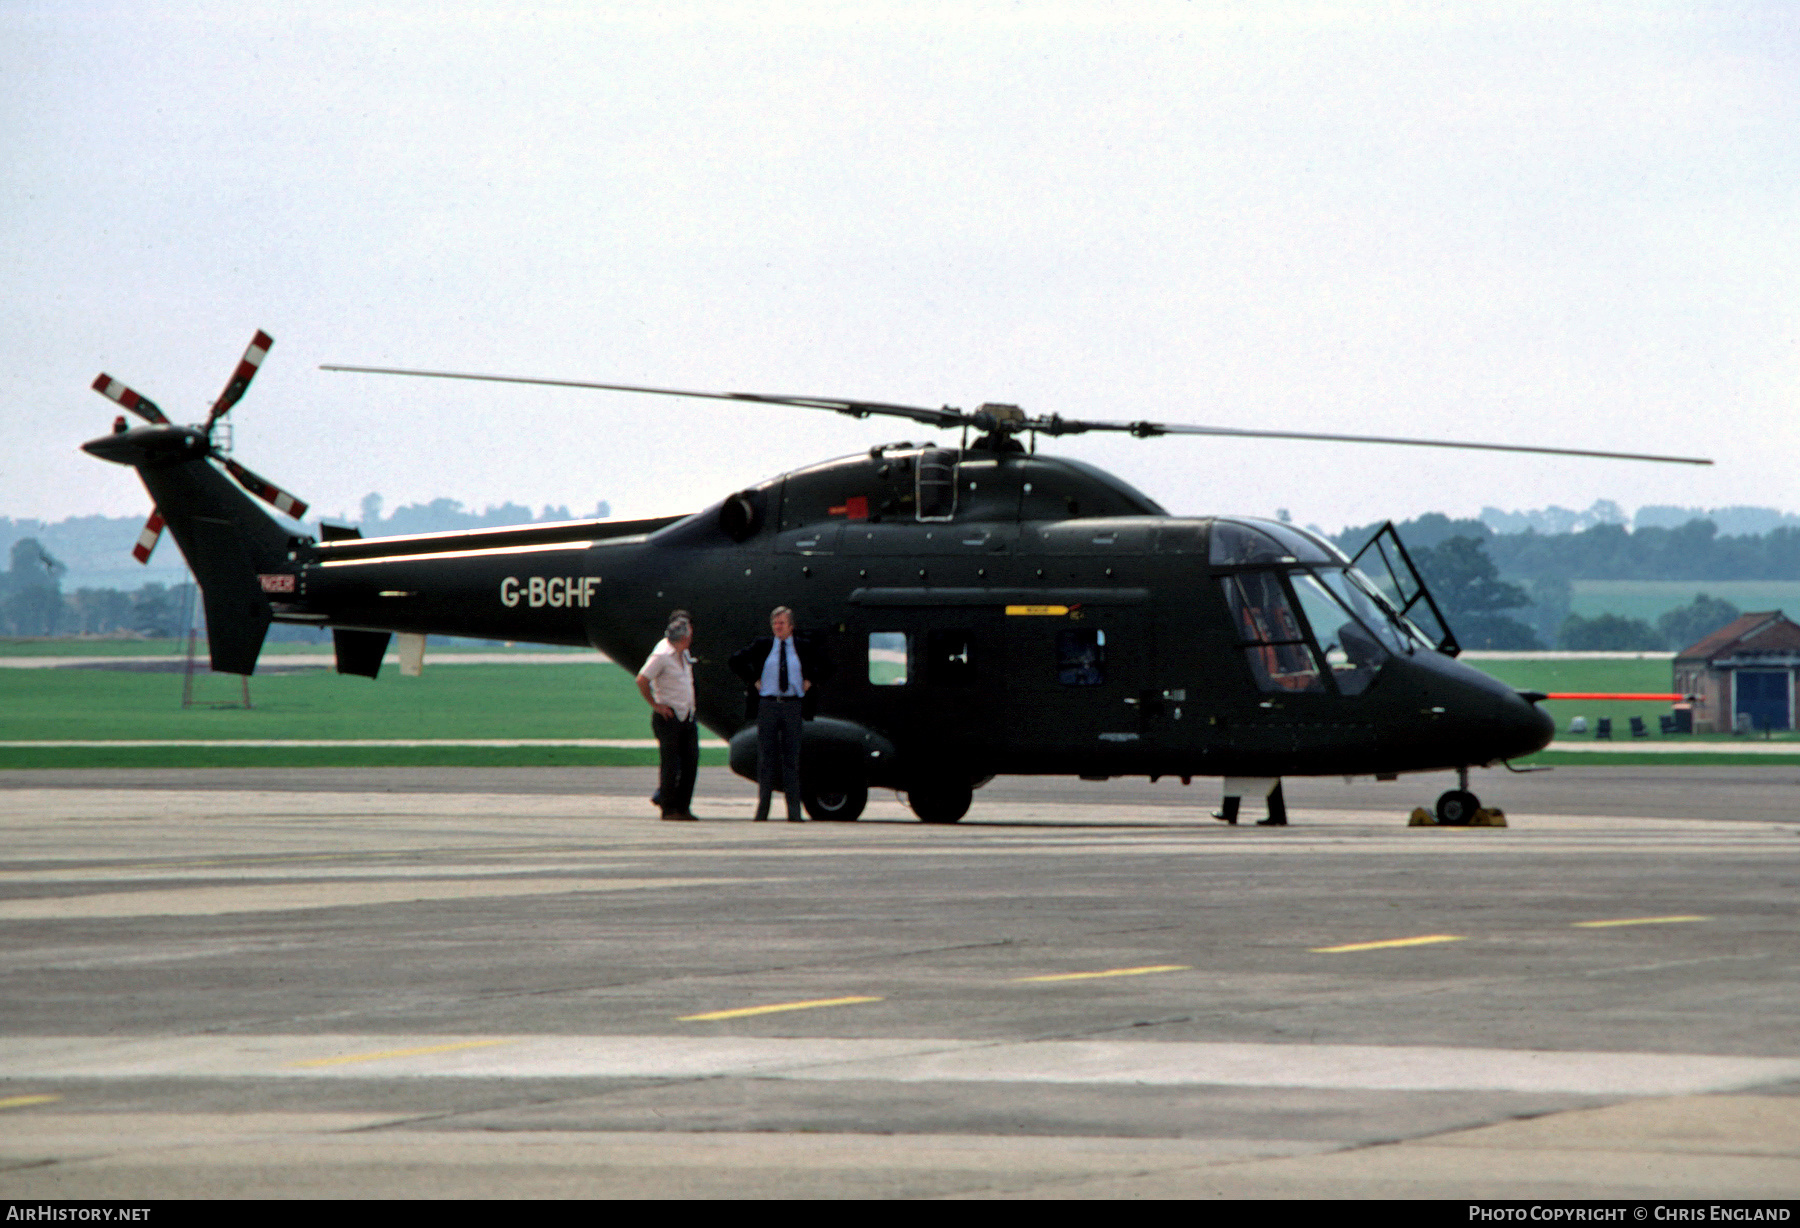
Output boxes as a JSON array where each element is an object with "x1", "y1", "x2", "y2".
[{"x1": 637, "y1": 614, "x2": 699, "y2": 821}]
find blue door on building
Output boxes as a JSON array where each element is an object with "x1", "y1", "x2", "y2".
[{"x1": 1734, "y1": 670, "x2": 1791, "y2": 732}]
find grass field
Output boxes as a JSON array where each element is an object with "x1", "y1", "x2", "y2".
[
  {"x1": 3, "y1": 653, "x2": 1792, "y2": 769},
  {"x1": 0, "y1": 661, "x2": 697, "y2": 769}
]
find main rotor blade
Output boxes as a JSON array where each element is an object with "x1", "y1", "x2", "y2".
[
  {"x1": 320, "y1": 364, "x2": 970, "y2": 429},
  {"x1": 220, "y1": 457, "x2": 309, "y2": 519},
  {"x1": 92, "y1": 376, "x2": 168, "y2": 425},
  {"x1": 321, "y1": 363, "x2": 1712, "y2": 466},
  {"x1": 1035, "y1": 417, "x2": 1714, "y2": 466},
  {"x1": 206, "y1": 330, "x2": 273, "y2": 430}
]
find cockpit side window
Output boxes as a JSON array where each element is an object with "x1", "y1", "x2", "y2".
[
  {"x1": 1289, "y1": 571, "x2": 1389, "y2": 696},
  {"x1": 1221, "y1": 571, "x2": 1325, "y2": 694}
]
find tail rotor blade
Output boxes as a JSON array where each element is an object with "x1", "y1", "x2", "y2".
[
  {"x1": 131, "y1": 510, "x2": 165, "y2": 564},
  {"x1": 220, "y1": 457, "x2": 308, "y2": 519},
  {"x1": 92, "y1": 376, "x2": 169, "y2": 425},
  {"x1": 206, "y1": 330, "x2": 274, "y2": 431}
]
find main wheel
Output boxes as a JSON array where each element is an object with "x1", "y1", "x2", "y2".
[
  {"x1": 907, "y1": 778, "x2": 973, "y2": 824},
  {"x1": 802, "y1": 777, "x2": 868, "y2": 822},
  {"x1": 1435, "y1": 789, "x2": 1480, "y2": 826}
]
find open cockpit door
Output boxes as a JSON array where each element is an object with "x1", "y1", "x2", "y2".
[{"x1": 1349, "y1": 522, "x2": 1460, "y2": 657}]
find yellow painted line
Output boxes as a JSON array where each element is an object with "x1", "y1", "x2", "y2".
[
  {"x1": 1573, "y1": 915, "x2": 1710, "y2": 929},
  {"x1": 1312, "y1": 934, "x2": 1467, "y2": 953},
  {"x1": 1015, "y1": 964, "x2": 1193, "y2": 983},
  {"x1": 1005, "y1": 605, "x2": 1070, "y2": 616},
  {"x1": 287, "y1": 1039, "x2": 515, "y2": 1068},
  {"x1": 0, "y1": 1094, "x2": 61, "y2": 1110},
  {"x1": 678, "y1": 995, "x2": 883, "y2": 1022}
]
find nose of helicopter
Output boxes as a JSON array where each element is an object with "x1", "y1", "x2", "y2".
[
  {"x1": 1398, "y1": 650, "x2": 1556, "y2": 764},
  {"x1": 1462, "y1": 673, "x2": 1556, "y2": 762},
  {"x1": 1505, "y1": 689, "x2": 1558, "y2": 759}
]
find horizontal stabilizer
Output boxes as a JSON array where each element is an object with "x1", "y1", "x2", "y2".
[{"x1": 334, "y1": 629, "x2": 391, "y2": 679}]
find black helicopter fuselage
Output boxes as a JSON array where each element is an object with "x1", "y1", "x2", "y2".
[{"x1": 195, "y1": 437, "x2": 1555, "y2": 795}]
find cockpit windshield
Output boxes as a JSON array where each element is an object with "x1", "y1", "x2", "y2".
[{"x1": 1209, "y1": 518, "x2": 1441, "y2": 695}]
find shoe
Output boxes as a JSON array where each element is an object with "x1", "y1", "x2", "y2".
[
  {"x1": 787, "y1": 816, "x2": 805, "y2": 823},
  {"x1": 753, "y1": 814, "x2": 768, "y2": 822},
  {"x1": 661, "y1": 811, "x2": 695, "y2": 821}
]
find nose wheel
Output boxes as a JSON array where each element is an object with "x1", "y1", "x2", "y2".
[
  {"x1": 1435, "y1": 766, "x2": 1479, "y2": 826},
  {"x1": 1434, "y1": 789, "x2": 1480, "y2": 826}
]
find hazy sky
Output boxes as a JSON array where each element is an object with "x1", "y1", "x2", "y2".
[{"x1": 5, "y1": 1, "x2": 1795, "y2": 534}]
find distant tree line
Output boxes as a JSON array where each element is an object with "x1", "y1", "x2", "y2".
[
  {"x1": 0, "y1": 537, "x2": 196, "y2": 638},
  {"x1": 0, "y1": 536, "x2": 333, "y2": 642},
  {"x1": 1337, "y1": 513, "x2": 1800, "y2": 583},
  {"x1": 1330, "y1": 516, "x2": 1763, "y2": 651},
  {"x1": 1479, "y1": 499, "x2": 1800, "y2": 538},
  {"x1": 349, "y1": 493, "x2": 609, "y2": 537}
]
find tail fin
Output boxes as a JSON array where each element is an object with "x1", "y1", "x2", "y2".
[{"x1": 135, "y1": 449, "x2": 296, "y2": 675}]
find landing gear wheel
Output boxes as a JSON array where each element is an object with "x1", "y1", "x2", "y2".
[
  {"x1": 907, "y1": 779, "x2": 973, "y2": 824},
  {"x1": 802, "y1": 777, "x2": 868, "y2": 822},
  {"x1": 1436, "y1": 789, "x2": 1480, "y2": 826}
]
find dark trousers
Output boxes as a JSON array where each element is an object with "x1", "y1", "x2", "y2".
[
  {"x1": 653, "y1": 712, "x2": 698, "y2": 817},
  {"x1": 755, "y1": 698, "x2": 803, "y2": 820}
]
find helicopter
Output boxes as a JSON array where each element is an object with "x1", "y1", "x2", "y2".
[{"x1": 80, "y1": 332, "x2": 1712, "y2": 825}]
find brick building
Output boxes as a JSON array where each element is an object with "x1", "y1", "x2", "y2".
[{"x1": 1673, "y1": 611, "x2": 1800, "y2": 733}]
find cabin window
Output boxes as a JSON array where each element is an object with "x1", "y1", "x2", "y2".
[
  {"x1": 868, "y1": 632, "x2": 909, "y2": 686},
  {"x1": 1057, "y1": 628, "x2": 1106, "y2": 686},
  {"x1": 1221, "y1": 571, "x2": 1325, "y2": 694}
]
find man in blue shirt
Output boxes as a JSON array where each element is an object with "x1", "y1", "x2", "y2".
[{"x1": 730, "y1": 606, "x2": 815, "y2": 822}]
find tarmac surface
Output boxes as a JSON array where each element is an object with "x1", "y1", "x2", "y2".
[{"x1": 0, "y1": 765, "x2": 1796, "y2": 1199}]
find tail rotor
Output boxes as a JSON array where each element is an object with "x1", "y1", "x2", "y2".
[{"x1": 90, "y1": 330, "x2": 310, "y2": 565}]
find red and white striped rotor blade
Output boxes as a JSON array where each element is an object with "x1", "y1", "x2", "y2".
[
  {"x1": 206, "y1": 330, "x2": 274, "y2": 429},
  {"x1": 131, "y1": 510, "x2": 165, "y2": 564},
  {"x1": 92, "y1": 375, "x2": 169, "y2": 424},
  {"x1": 220, "y1": 457, "x2": 308, "y2": 519}
]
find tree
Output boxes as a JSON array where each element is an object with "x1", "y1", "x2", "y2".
[
  {"x1": 1, "y1": 537, "x2": 67, "y2": 635},
  {"x1": 1657, "y1": 593, "x2": 1740, "y2": 652},
  {"x1": 1411, "y1": 535, "x2": 1542, "y2": 649},
  {"x1": 1526, "y1": 575, "x2": 1571, "y2": 647},
  {"x1": 1558, "y1": 612, "x2": 1662, "y2": 650},
  {"x1": 2, "y1": 586, "x2": 65, "y2": 636},
  {"x1": 131, "y1": 583, "x2": 183, "y2": 638},
  {"x1": 69, "y1": 587, "x2": 133, "y2": 635}
]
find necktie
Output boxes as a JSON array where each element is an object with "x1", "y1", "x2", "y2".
[{"x1": 778, "y1": 639, "x2": 790, "y2": 695}]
